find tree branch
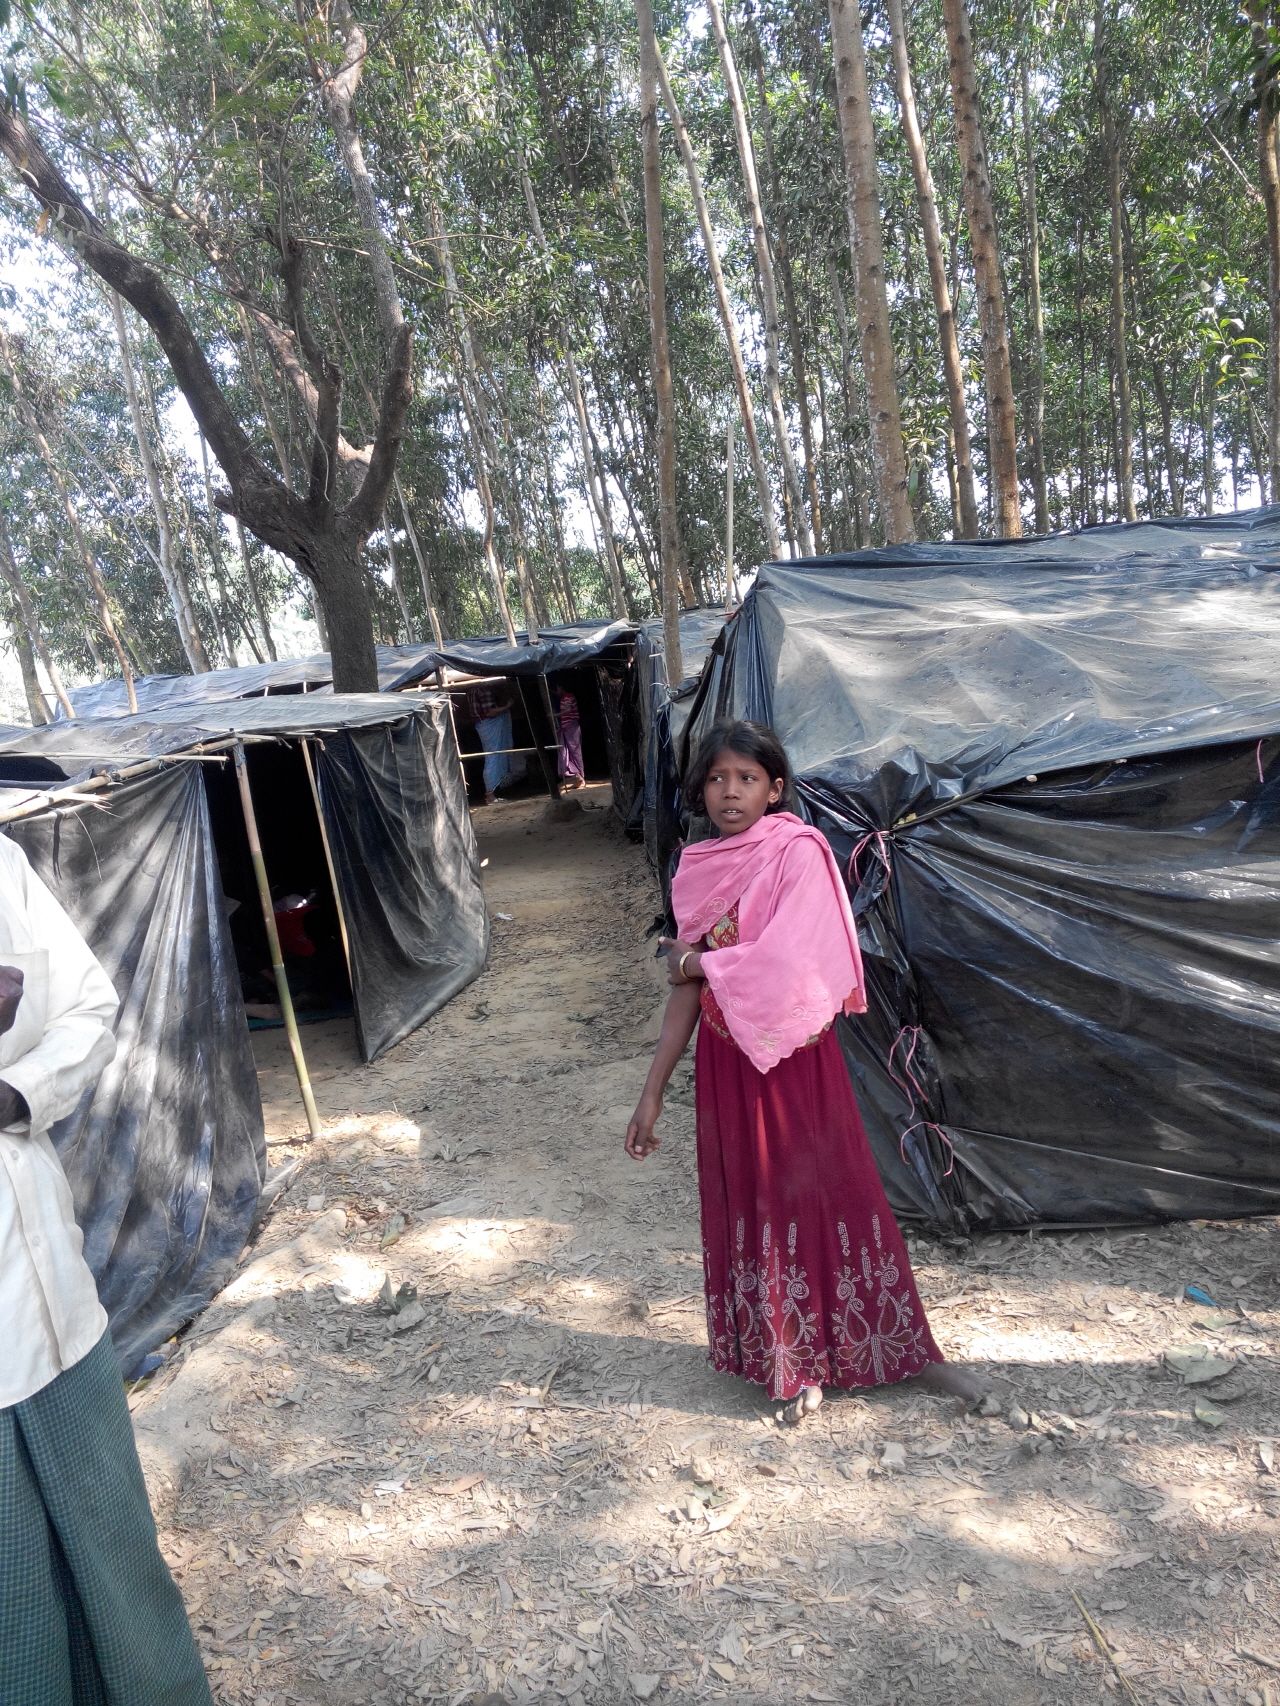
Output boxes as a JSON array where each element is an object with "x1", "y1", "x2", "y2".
[
  {"x1": 278, "y1": 236, "x2": 343, "y2": 515},
  {"x1": 346, "y1": 323, "x2": 413, "y2": 536},
  {"x1": 0, "y1": 105, "x2": 269, "y2": 502}
]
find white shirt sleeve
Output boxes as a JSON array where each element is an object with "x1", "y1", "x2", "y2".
[{"x1": 0, "y1": 845, "x2": 118, "y2": 1135}]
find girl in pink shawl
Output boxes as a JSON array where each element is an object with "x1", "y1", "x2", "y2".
[{"x1": 625, "y1": 719, "x2": 985, "y2": 1421}]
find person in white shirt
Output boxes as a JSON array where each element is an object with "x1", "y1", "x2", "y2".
[{"x1": 0, "y1": 835, "x2": 211, "y2": 1705}]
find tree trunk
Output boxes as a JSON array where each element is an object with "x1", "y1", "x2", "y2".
[
  {"x1": 752, "y1": 52, "x2": 823, "y2": 551},
  {"x1": 654, "y1": 46, "x2": 782, "y2": 559},
  {"x1": 941, "y1": 0, "x2": 1022, "y2": 536},
  {"x1": 706, "y1": 0, "x2": 813, "y2": 556},
  {"x1": 564, "y1": 356, "x2": 630, "y2": 617},
  {"x1": 383, "y1": 513, "x2": 417, "y2": 641},
  {"x1": 1203, "y1": 379, "x2": 1215, "y2": 515},
  {"x1": 395, "y1": 476, "x2": 445, "y2": 646},
  {"x1": 0, "y1": 512, "x2": 73, "y2": 718},
  {"x1": 317, "y1": 0, "x2": 404, "y2": 350},
  {"x1": 235, "y1": 518, "x2": 278, "y2": 661},
  {"x1": 431, "y1": 211, "x2": 518, "y2": 643},
  {"x1": 107, "y1": 291, "x2": 210, "y2": 669},
  {"x1": 8, "y1": 608, "x2": 49, "y2": 725},
  {"x1": 516, "y1": 158, "x2": 630, "y2": 618},
  {"x1": 1097, "y1": 24, "x2": 1137, "y2": 522},
  {"x1": 1251, "y1": 2, "x2": 1280, "y2": 498},
  {"x1": 198, "y1": 434, "x2": 263, "y2": 663},
  {"x1": 0, "y1": 327, "x2": 138, "y2": 707},
  {"x1": 1019, "y1": 61, "x2": 1050, "y2": 533},
  {"x1": 312, "y1": 530, "x2": 378, "y2": 694},
  {"x1": 828, "y1": 0, "x2": 916, "y2": 543},
  {"x1": 637, "y1": 0, "x2": 684, "y2": 681},
  {"x1": 885, "y1": 0, "x2": 978, "y2": 539}
]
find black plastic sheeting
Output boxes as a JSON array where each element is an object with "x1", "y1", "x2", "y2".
[
  {"x1": 2, "y1": 766, "x2": 264, "y2": 1375},
  {"x1": 60, "y1": 647, "x2": 426, "y2": 718},
  {"x1": 629, "y1": 610, "x2": 728, "y2": 862},
  {"x1": 0, "y1": 695, "x2": 487, "y2": 1366},
  {"x1": 311, "y1": 710, "x2": 489, "y2": 1059},
  {"x1": 0, "y1": 696, "x2": 489, "y2": 1063},
  {"x1": 62, "y1": 621, "x2": 636, "y2": 718},
  {"x1": 681, "y1": 508, "x2": 1280, "y2": 1232}
]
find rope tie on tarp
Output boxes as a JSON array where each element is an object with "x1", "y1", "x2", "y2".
[
  {"x1": 847, "y1": 829, "x2": 891, "y2": 889},
  {"x1": 886, "y1": 1024, "x2": 954, "y2": 1178},
  {"x1": 1258, "y1": 739, "x2": 1266, "y2": 786}
]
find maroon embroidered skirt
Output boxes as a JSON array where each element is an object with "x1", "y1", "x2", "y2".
[{"x1": 695, "y1": 1020, "x2": 942, "y2": 1401}]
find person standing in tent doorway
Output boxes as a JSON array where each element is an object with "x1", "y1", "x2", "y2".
[
  {"x1": 0, "y1": 836, "x2": 212, "y2": 1703},
  {"x1": 625, "y1": 719, "x2": 987, "y2": 1422},
  {"x1": 467, "y1": 676, "x2": 525, "y2": 806},
  {"x1": 553, "y1": 677, "x2": 586, "y2": 791}
]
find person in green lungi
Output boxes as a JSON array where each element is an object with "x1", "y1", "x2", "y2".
[{"x1": 0, "y1": 835, "x2": 211, "y2": 1705}]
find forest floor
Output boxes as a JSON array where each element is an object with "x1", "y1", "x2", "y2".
[{"x1": 130, "y1": 788, "x2": 1280, "y2": 1706}]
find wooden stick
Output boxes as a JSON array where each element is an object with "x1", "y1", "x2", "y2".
[
  {"x1": 299, "y1": 738, "x2": 353, "y2": 988},
  {"x1": 0, "y1": 736, "x2": 259, "y2": 826},
  {"x1": 232, "y1": 740, "x2": 321, "y2": 1139},
  {"x1": 1072, "y1": 1591, "x2": 1140, "y2": 1703}
]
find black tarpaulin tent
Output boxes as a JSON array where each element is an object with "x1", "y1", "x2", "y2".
[
  {"x1": 60, "y1": 620, "x2": 637, "y2": 719},
  {"x1": 58, "y1": 643, "x2": 444, "y2": 717},
  {"x1": 682, "y1": 507, "x2": 1280, "y2": 1232},
  {"x1": 60, "y1": 619, "x2": 639, "y2": 809},
  {"x1": 0, "y1": 693, "x2": 487, "y2": 1368}
]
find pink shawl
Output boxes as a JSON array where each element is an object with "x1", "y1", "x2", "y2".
[{"x1": 671, "y1": 812, "x2": 867, "y2": 1074}]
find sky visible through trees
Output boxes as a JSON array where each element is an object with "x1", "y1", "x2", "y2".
[{"x1": 0, "y1": 0, "x2": 1274, "y2": 705}]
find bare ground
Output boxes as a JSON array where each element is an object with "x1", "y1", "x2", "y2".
[{"x1": 130, "y1": 786, "x2": 1280, "y2": 1706}]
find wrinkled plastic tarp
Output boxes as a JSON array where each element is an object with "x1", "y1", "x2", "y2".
[
  {"x1": 0, "y1": 693, "x2": 452, "y2": 778},
  {"x1": 313, "y1": 709, "x2": 489, "y2": 1060},
  {"x1": 683, "y1": 508, "x2": 1280, "y2": 1231},
  {"x1": 0, "y1": 697, "x2": 489, "y2": 1064},
  {"x1": 385, "y1": 618, "x2": 635, "y2": 687},
  {"x1": 632, "y1": 611, "x2": 727, "y2": 868},
  {"x1": 60, "y1": 645, "x2": 441, "y2": 719},
  {"x1": 63, "y1": 622, "x2": 637, "y2": 718},
  {"x1": 3, "y1": 767, "x2": 264, "y2": 1373}
]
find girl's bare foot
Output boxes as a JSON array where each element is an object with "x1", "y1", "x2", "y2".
[
  {"x1": 910, "y1": 1361, "x2": 989, "y2": 1409},
  {"x1": 780, "y1": 1384, "x2": 823, "y2": 1425}
]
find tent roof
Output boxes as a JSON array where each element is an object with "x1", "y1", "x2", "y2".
[
  {"x1": 634, "y1": 609, "x2": 728, "y2": 691},
  {"x1": 0, "y1": 693, "x2": 429, "y2": 783},
  {"x1": 62, "y1": 620, "x2": 636, "y2": 718},
  {"x1": 740, "y1": 507, "x2": 1280, "y2": 822}
]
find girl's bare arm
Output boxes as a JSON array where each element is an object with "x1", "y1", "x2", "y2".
[{"x1": 624, "y1": 980, "x2": 702, "y2": 1159}]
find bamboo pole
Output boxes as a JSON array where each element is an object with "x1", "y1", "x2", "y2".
[
  {"x1": 300, "y1": 738, "x2": 353, "y2": 988},
  {"x1": 637, "y1": 0, "x2": 686, "y2": 685},
  {"x1": 517, "y1": 677, "x2": 562, "y2": 800},
  {"x1": 232, "y1": 741, "x2": 322, "y2": 1139}
]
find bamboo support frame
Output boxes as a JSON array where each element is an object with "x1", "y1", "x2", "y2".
[
  {"x1": 299, "y1": 737, "x2": 353, "y2": 988},
  {"x1": 232, "y1": 741, "x2": 322, "y2": 1140},
  {"x1": 517, "y1": 677, "x2": 561, "y2": 799}
]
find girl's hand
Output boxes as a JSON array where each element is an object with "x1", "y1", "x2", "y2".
[
  {"x1": 659, "y1": 937, "x2": 703, "y2": 986},
  {"x1": 625, "y1": 1090, "x2": 664, "y2": 1160}
]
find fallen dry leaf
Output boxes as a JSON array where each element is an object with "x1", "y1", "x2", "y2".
[{"x1": 429, "y1": 1473, "x2": 487, "y2": 1496}]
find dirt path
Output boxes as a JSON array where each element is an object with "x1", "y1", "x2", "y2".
[{"x1": 132, "y1": 789, "x2": 1280, "y2": 1706}]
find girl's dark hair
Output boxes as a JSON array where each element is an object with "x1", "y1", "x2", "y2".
[{"x1": 684, "y1": 718, "x2": 798, "y2": 820}]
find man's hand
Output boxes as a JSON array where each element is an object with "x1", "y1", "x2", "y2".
[
  {"x1": 624, "y1": 1090, "x2": 664, "y2": 1160},
  {"x1": 0, "y1": 1079, "x2": 28, "y2": 1126},
  {"x1": 0, "y1": 965, "x2": 24, "y2": 1036}
]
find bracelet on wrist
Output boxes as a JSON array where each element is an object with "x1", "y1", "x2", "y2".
[{"x1": 678, "y1": 950, "x2": 695, "y2": 981}]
